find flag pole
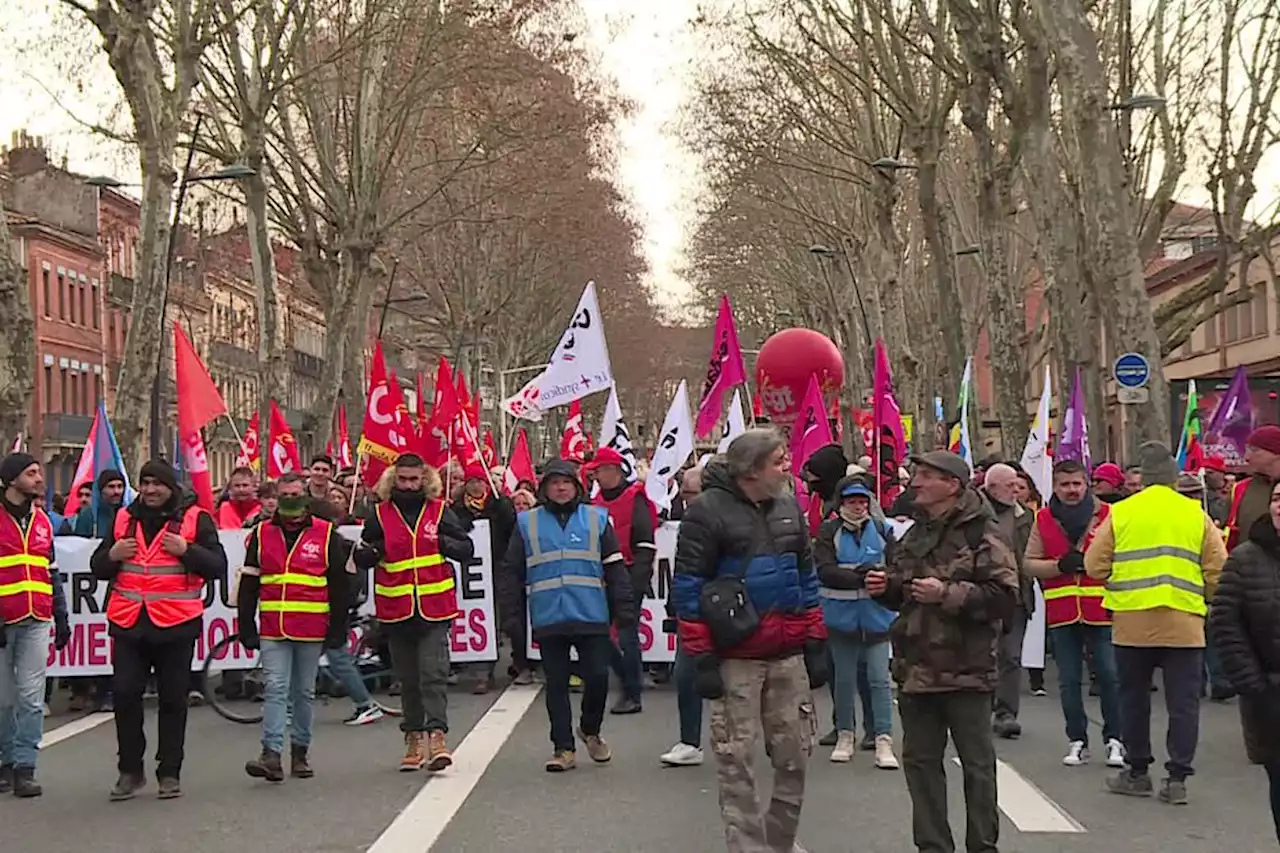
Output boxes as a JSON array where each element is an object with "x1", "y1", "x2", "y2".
[{"x1": 347, "y1": 453, "x2": 364, "y2": 516}]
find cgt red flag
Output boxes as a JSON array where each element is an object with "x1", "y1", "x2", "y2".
[
  {"x1": 482, "y1": 428, "x2": 498, "y2": 468},
  {"x1": 173, "y1": 323, "x2": 227, "y2": 510},
  {"x1": 266, "y1": 400, "x2": 302, "y2": 478},
  {"x1": 236, "y1": 412, "x2": 261, "y2": 471},
  {"x1": 502, "y1": 429, "x2": 537, "y2": 495},
  {"x1": 357, "y1": 341, "x2": 413, "y2": 487},
  {"x1": 560, "y1": 399, "x2": 593, "y2": 462},
  {"x1": 419, "y1": 357, "x2": 460, "y2": 468},
  {"x1": 334, "y1": 404, "x2": 354, "y2": 469}
]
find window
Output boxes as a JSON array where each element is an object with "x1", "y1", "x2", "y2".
[
  {"x1": 1222, "y1": 284, "x2": 1268, "y2": 344},
  {"x1": 82, "y1": 370, "x2": 90, "y2": 412},
  {"x1": 59, "y1": 369, "x2": 68, "y2": 413},
  {"x1": 69, "y1": 278, "x2": 78, "y2": 325},
  {"x1": 41, "y1": 268, "x2": 51, "y2": 317},
  {"x1": 94, "y1": 373, "x2": 102, "y2": 406},
  {"x1": 70, "y1": 372, "x2": 80, "y2": 415},
  {"x1": 43, "y1": 366, "x2": 52, "y2": 411},
  {"x1": 79, "y1": 280, "x2": 88, "y2": 328},
  {"x1": 1204, "y1": 297, "x2": 1219, "y2": 349},
  {"x1": 91, "y1": 280, "x2": 100, "y2": 329},
  {"x1": 57, "y1": 272, "x2": 66, "y2": 320},
  {"x1": 1192, "y1": 235, "x2": 1219, "y2": 254},
  {"x1": 108, "y1": 313, "x2": 116, "y2": 351}
]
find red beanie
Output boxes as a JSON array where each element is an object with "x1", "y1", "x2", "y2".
[
  {"x1": 463, "y1": 461, "x2": 490, "y2": 482},
  {"x1": 1246, "y1": 425, "x2": 1280, "y2": 457},
  {"x1": 586, "y1": 447, "x2": 626, "y2": 471},
  {"x1": 1092, "y1": 462, "x2": 1125, "y2": 488}
]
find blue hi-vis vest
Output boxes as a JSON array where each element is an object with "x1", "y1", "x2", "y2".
[
  {"x1": 821, "y1": 520, "x2": 896, "y2": 636},
  {"x1": 519, "y1": 504, "x2": 610, "y2": 631}
]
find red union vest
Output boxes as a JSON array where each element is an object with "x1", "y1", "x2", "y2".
[
  {"x1": 256, "y1": 518, "x2": 332, "y2": 642},
  {"x1": 374, "y1": 499, "x2": 458, "y2": 623},
  {"x1": 1036, "y1": 504, "x2": 1111, "y2": 627},
  {"x1": 105, "y1": 505, "x2": 207, "y2": 630},
  {"x1": 593, "y1": 482, "x2": 656, "y2": 566},
  {"x1": 0, "y1": 507, "x2": 55, "y2": 625},
  {"x1": 217, "y1": 499, "x2": 261, "y2": 531}
]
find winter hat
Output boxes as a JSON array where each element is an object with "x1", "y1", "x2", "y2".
[
  {"x1": 97, "y1": 468, "x2": 125, "y2": 489},
  {"x1": 1137, "y1": 441, "x2": 1178, "y2": 487},
  {"x1": 138, "y1": 459, "x2": 180, "y2": 493},
  {"x1": 1092, "y1": 462, "x2": 1125, "y2": 489},
  {"x1": 586, "y1": 447, "x2": 627, "y2": 471},
  {"x1": 840, "y1": 480, "x2": 874, "y2": 500},
  {"x1": 463, "y1": 461, "x2": 490, "y2": 483},
  {"x1": 1175, "y1": 473, "x2": 1204, "y2": 496},
  {"x1": 802, "y1": 444, "x2": 849, "y2": 501},
  {"x1": 1246, "y1": 425, "x2": 1280, "y2": 457},
  {"x1": 0, "y1": 453, "x2": 38, "y2": 487}
]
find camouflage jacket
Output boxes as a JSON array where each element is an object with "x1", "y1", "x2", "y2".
[{"x1": 876, "y1": 489, "x2": 1020, "y2": 694}]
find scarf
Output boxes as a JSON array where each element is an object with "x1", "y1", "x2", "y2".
[
  {"x1": 464, "y1": 492, "x2": 489, "y2": 514},
  {"x1": 1049, "y1": 494, "x2": 1094, "y2": 545},
  {"x1": 839, "y1": 504, "x2": 869, "y2": 530}
]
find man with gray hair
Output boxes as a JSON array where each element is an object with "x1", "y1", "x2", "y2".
[
  {"x1": 982, "y1": 463, "x2": 1035, "y2": 739},
  {"x1": 674, "y1": 429, "x2": 827, "y2": 853}
]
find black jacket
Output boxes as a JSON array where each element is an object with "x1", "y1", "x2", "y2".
[
  {"x1": 499, "y1": 459, "x2": 635, "y2": 639},
  {"x1": 89, "y1": 495, "x2": 228, "y2": 641},
  {"x1": 1210, "y1": 515, "x2": 1280, "y2": 764},
  {"x1": 453, "y1": 492, "x2": 518, "y2": 567},
  {"x1": 237, "y1": 515, "x2": 354, "y2": 649}
]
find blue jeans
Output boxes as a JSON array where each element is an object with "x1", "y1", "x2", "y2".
[
  {"x1": 0, "y1": 618, "x2": 49, "y2": 768},
  {"x1": 1049, "y1": 623, "x2": 1121, "y2": 745},
  {"x1": 1266, "y1": 760, "x2": 1280, "y2": 843},
  {"x1": 324, "y1": 644, "x2": 372, "y2": 708},
  {"x1": 261, "y1": 640, "x2": 323, "y2": 753},
  {"x1": 673, "y1": 645, "x2": 703, "y2": 748},
  {"x1": 610, "y1": 622, "x2": 643, "y2": 703},
  {"x1": 829, "y1": 634, "x2": 893, "y2": 736}
]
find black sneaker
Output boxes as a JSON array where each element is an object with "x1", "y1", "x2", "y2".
[
  {"x1": 1106, "y1": 770, "x2": 1154, "y2": 798},
  {"x1": 109, "y1": 772, "x2": 147, "y2": 802},
  {"x1": 992, "y1": 715, "x2": 1022, "y2": 739},
  {"x1": 157, "y1": 777, "x2": 182, "y2": 799},
  {"x1": 11, "y1": 766, "x2": 41, "y2": 798},
  {"x1": 1158, "y1": 777, "x2": 1188, "y2": 805},
  {"x1": 609, "y1": 697, "x2": 642, "y2": 715}
]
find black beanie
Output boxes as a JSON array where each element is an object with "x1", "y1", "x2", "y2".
[
  {"x1": 97, "y1": 468, "x2": 125, "y2": 490},
  {"x1": 0, "y1": 453, "x2": 39, "y2": 487},
  {"x1": 138, "y1": 459, "x2": 180, "y2": 494}
]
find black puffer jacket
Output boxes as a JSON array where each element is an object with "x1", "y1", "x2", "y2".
[{"x1": 1209, "y1": 515, "x2": 1280, "y2": 764}]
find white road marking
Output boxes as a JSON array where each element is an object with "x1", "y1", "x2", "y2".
[
  {"x1": 952, "y1": 757, "x2": 1086, "y2": 833},
  {"x1": 368, "y1": 683, "x2": 543, "y2": 853},
  {"x1": 38, "y1": 712, "x2": 115, "y2": 749}
]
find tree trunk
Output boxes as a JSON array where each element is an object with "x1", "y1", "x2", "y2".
[
  {"x1": 246, "y1": 163, "x2": 287, "y2": 449},
  {"x1": 912, "y1": 140, "x2": 967, "y2": 408},
  {"x1": 0, "y1": 196, "x2": 36, "y2": 447}
]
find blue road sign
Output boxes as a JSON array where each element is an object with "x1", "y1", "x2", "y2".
[{"x1": 1113, "y1": 352, "x2": 1151, "y2": 388}]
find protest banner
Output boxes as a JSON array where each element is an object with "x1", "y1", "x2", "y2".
[{"x1": 46, "y1": 521, "x2": 497, "y2": 677}]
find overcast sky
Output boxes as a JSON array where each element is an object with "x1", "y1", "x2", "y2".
[{"x1": 0, "y1": 1, "x2": 707, "y2": 310}]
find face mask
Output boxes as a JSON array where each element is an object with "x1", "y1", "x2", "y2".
[
  {"x1": 277, "y1": 496, "x2": 308, "y2": 518},
  {"x1": 392, "y1": 487, "x2": 418, "y2": 500}
]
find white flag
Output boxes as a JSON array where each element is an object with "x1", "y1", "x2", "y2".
[
  {"x1": 501, "y1": 281, "x2": 614, "y2": 420},
  {"x1": 645, "y1": 380, "x2": 695, "y2": 511},
  {"x1": 1020, "y1": 365, "x2": 1053, "y2": 503},
  {"x1": 716, "y1": 389, "x2": 747, "y2": 453},
  {"x1": 599, "y1": 386, "x2": 639, "y2": 482}
]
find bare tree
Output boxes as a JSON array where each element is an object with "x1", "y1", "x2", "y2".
[{"x1": 0, "y1": 196, "x2": 37, "y2": 447}]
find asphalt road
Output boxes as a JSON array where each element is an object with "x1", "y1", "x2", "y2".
[{"x1": 10, "y1": 669, "x2": 1278, "y2": 853}]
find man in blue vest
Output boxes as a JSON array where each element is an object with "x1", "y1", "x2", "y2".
[{"x1": 501, "y1": 459, "x2": 635, "y2": 772}]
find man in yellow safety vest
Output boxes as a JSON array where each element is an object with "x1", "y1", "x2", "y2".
[{"x1": 1085, "y1": 441, "x2": 1226, "y2": 807}]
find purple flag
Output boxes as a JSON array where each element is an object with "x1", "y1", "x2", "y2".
[
  {"x1": 1055, "y1": 366, "x2": 1091, "y2": 471},
  {"x1": 1204, "y1": 366, "x2": 1254, "y2": 468}
]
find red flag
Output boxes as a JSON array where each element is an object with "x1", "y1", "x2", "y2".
[
  {"x1": 560, "y1": 400, "x2": 592, "y2": 462},
  {"x1": 482, "y1": 429, "x2": 498, "y2": 468},
  {"x1": 503, "y1": 429, "x2": 537, "y2": 495},
  {"x1": 873, "y1": 339, "x2": 906, "y2": 507},
  {"x1": 266, "y1": 400, "x2": 302, "y2": 478},
  {"x1": 694, "y1": 294, "x2": 749, "y2": 437},
  {"x1": 236, "y1": 412, "x2": 261, "y2": 471},
  {"x1": 334, "y1": 405, "x2": 354, "y2": 469},
  {"x1": 357, "y1": 341, "x2": 413, "y2": 486},
  {"x1": 420, "y1": 357, "x2": 460, "y2": 468},
  {"x1": 174, "y1": 324, "x2": 228, "y2": 510}
]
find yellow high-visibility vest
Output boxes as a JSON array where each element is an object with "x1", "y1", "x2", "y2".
[{"x1": 1107, "y1": 485, "x2": 1207, "y2": 616}]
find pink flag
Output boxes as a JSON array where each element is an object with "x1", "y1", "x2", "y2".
[
  {"x1": 789, "y1": 374, "x2": 833, "y2": 475},
  {"x1": 694, "y1": 295, "x2": 749, "y2": 437},
  {"x1": 873, "y1": 339, "x2": 906, "y2": 506}
]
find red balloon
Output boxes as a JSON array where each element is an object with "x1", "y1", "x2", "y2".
[{"x1": 755, "y1": 328, "x2": 845, "y2": 425}]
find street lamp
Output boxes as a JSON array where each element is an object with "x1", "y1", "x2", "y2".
[
  {"x1": 955, "y1": 244, "x2": 982, "y2": 257},
  {"x1": 1110, "y1": 93, "x2": 1167, "y2": 111},
  {"x1": 871, "y1": 156, "x2": 918, "y2": 172},
  {"x1": 808, "y1": 243, "x2": 873, "y2": 348}
]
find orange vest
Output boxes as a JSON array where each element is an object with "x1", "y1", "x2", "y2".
[
  {"x1": 217, "y1": 499, "x2": 260, "y2": 530},
  {"x1": 105, "y1": 505, "x2": 207, "y2": 630},
  {"x1": 1035, "y1": 504, "x2": 1111, "y2": 628},
  {"x1": 373, "y1": 499, "x2": 458, "y2": 623},
  {"x1": 256, "y1": 518, "x2": 332, "y2": 642},
  {"x1": 0, "y1": 507, "x2": 55, "y2": 625}
]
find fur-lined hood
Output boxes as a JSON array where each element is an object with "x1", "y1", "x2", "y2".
[{"x1": 374, "y1": 461, "x2": 444, "y2": 502}]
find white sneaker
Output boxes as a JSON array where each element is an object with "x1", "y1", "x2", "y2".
[
  {"x1": 1105, "y1": 738, "x2": 1126, "y2": 768},
  {"x1": 344, "y1": 704, "x2": 386, "y2": 726},
  {"x1": 829, "y1": 730, "x2": 856, "y2": 763},
  {"x1": 659, "y1": 742, "x2": 704, "y2": 766},
  {"x1": 1063, "y1": 740, "x2": 1090, "y2": 766},
  {"x1": 42, "y1": 702, "x2": 50, "y2": 718},
  {"x1": 874, "y1": 734, "x2": 900, "y2": 770}
]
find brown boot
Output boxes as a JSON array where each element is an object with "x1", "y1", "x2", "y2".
[
  {"x1": 427, "y1": 730, "x2": 453, "y2": 772},
  {"x1": 290, "y1": 744, "x2": 314, "y2": 779},
  {"x1": 544, "y1": 750, "x2": 576, "y2": 772},
  {"x1": 245, "y1": 749, "x2": 285, "y2": 782},
  {"x1": 578, "y1": 729, "x2": 612, "y2": 764},
  {"x1": 400, "y1": 732, "x2": 426, "y2": 772}
]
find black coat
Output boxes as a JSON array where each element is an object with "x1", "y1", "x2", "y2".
[
  {"x1": 453, "y1": 492, "x2": 518, "y2": 567},
  {"x1": 1209, "y1": 515, "x2": 1280, "y2": 764}
]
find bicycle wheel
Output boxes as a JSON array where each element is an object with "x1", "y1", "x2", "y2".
[
  {"x1": 354, "y1": 632, "x2": 402, "y2": 717},
  {"x1": 202, "y1": 634, "x2": 264, "y2": 724}
]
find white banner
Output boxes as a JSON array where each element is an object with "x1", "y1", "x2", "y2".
[
  {"x1": 717, "y1": 388, "x2": 747, "y2": 453},
  {"x1": 45, "y1": 522, "x2": 497, "y2": 677},
  {"x1": 598, "y1": 386, "x2": 639, "y2": 482},
  {"x1": 645, "y1": 380, "x2": 695, "y2": 512}
]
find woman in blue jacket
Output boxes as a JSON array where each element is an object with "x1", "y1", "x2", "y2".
[{"x1": 813, "y1": 476, "x2": 900, "y2": 769}]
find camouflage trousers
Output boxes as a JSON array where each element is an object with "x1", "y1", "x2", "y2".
[{"x1": 709, "y1": 655, "x2": 816, "y2": 853}]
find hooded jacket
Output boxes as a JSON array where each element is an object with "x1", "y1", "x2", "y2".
[
  {"x1": 813, "y1": 475, "x2": 898, "y2": 640},
  {"x1": 874, "y1": 488, "x2": 1020, "y2": 693},
  {"x1": 499, "y1": 459, "x2": 635, "y2": 639},
  {"x1": 672, "y1": 457, "x2": 825, "y2": 660}
]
